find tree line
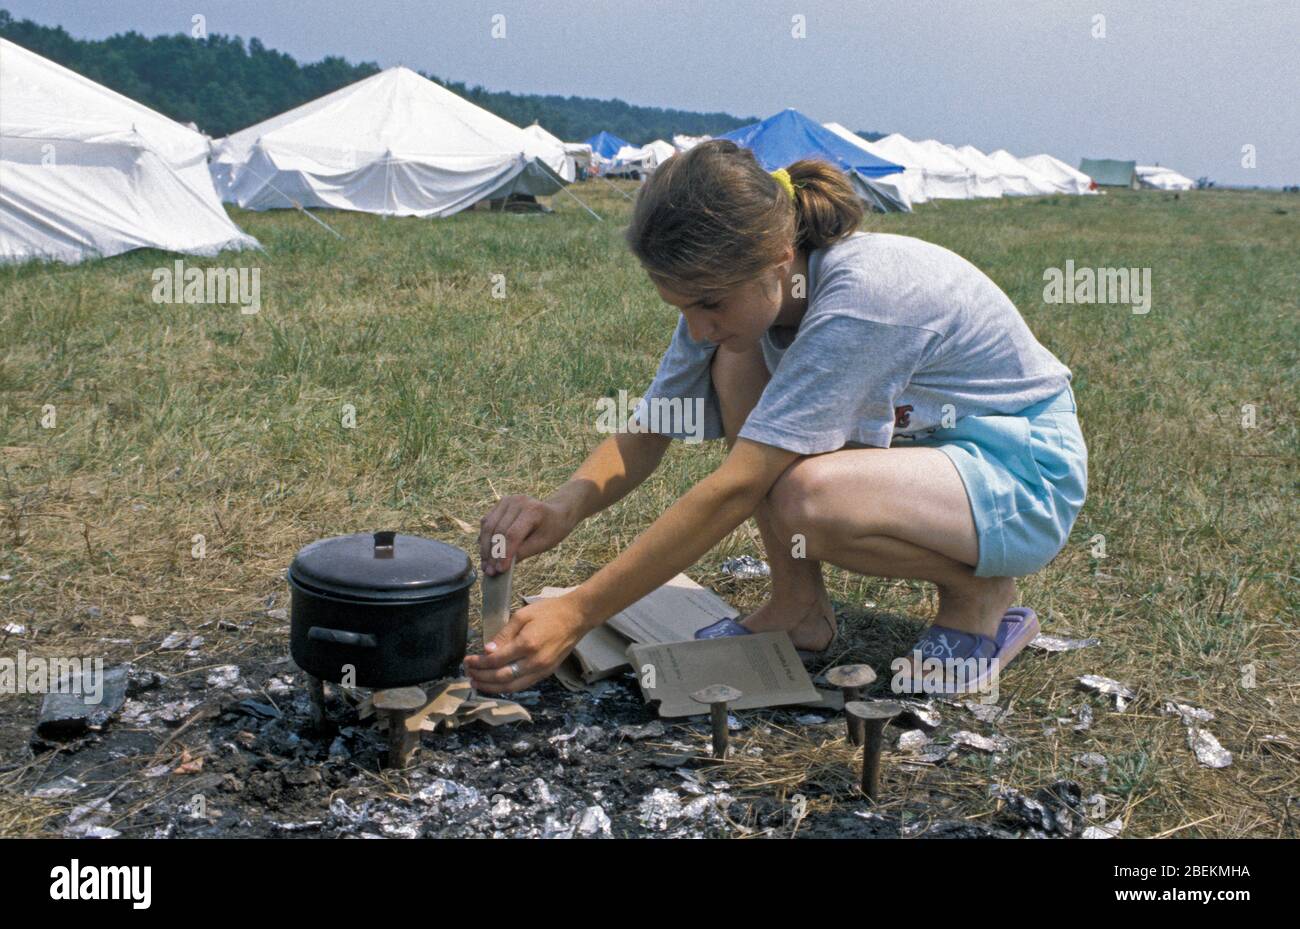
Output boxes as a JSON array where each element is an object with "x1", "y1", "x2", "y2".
[{"x1": 0, "y1": 9, "x2": 797, "y2": 143}]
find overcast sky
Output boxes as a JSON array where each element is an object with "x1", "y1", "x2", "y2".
[{"x1": 7, "y1": 0, "x2": 1297, "y2": 186}]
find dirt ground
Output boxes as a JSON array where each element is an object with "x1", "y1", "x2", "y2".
[{"x1": 3, "y1": 590, "x2": 1121, "y2": 840}]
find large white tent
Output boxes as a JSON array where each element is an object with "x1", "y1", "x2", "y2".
[
  {"x1": 1136, "y1": 165, "x2": 1195, "y2": 190},
  {"x1": 211, "y1": 67, "x2": 568, "y2": 217},
  {"x1": 1020, "y1": 153, "x2": 1096, "y2": 195},
  {"x1": 614, "y1": 139, "x2": 677, "y2": 174},
  {"x1": 947, "y1": 144, "x2": 1014, "y2": 197},
  {"x1": 822, "y1": 123, "x2": 922, "y2": 206},
  {"x1": 0, "y1": 38, "x2": 257, "y2": 264},
  {"x1": 874, "y1": 134, "x2": 979, "y2": 200},
  {"x1": 987, "y1": 149, "x2": 1059, "y2": 195},
  {"x1": 523, "y1": 122, "x2": 589, "y2": 182}
]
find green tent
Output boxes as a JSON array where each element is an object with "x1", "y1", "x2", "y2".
[{"x1": 1079, "y1": 158, "x2": 1138, "y2": 188}]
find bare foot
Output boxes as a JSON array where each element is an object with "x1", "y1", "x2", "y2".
[
  {"x1": 741, "y1": 586, "x2": 837, "y2": 652},
  {"x1": 933, "y1": 576, "x2": 1018, "y2": 639}
]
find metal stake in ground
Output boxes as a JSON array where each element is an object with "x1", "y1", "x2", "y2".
[
  {"x1": 373, "y1": 686, "x2": 428, "y2": 769},
  {"x1": 691, "y1": 684, "x2": 742, "y2": 759},
  {"x1": 825, "y1": 664, "x2": 877, "y2": 746},
  {"x1": 844, "y1": 700, "x2": 902, "y2": 802},
  {"x1": 306, "y1": 675, "x2": 328, "y2": 731}
]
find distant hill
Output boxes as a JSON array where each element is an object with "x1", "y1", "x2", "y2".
[{"x1": 2, "y1": 9, "x2": 867, "y2": 144}]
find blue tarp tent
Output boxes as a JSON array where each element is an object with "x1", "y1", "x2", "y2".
[
  {"x1": 718, "y1": 109, "x2": 910, "y2": 212},
  {"x1": 585, "y1": 131, "x2": 631, "y2": 160},
  {"x1": 584, "y1": 130, "x2": 636, "y2": 176}
]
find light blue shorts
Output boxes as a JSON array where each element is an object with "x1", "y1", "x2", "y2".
[{"x1": 913, "y1": 386, "x2": 1088, "y2": 577}]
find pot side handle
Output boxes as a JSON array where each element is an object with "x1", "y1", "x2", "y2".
[{"x1": 307, "y1": 626, "x2": 379, "y2": 648}]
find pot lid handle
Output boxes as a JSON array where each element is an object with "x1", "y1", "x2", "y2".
[{"x1": 373, "y1": 531, "x2": 396, "y2": 558}]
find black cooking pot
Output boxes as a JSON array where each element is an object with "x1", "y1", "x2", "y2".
[{"x1": 288, "y1": 531, "x2": 475, "y2": 689}]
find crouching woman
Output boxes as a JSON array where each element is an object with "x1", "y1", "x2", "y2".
[{"x1": 466, "y1": 139, "x2": 1087, "y2": 696}]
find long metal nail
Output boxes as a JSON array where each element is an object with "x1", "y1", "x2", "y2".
[
  {"x1": 825, "y1": 664, "x2": 877, "y2": 746},
  {"x1": 844, "y1": 700, "x2": 902, "y2": 802},
  {"x1": 691, "y1": 684, "x2": 743, "y2": 759},
  {"x1": 307, "y1": 674, "x2": 328, "y2": 731},
  {"x1": 373, "y1": 685, "x2": 428, "y2": 769}
]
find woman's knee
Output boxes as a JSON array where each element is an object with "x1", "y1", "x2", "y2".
[
  {"x1": 766, "y1": 459, "x2": 842, "y2": 542},
  {"x1": 766, "y1": 454, "x2": 898, "y2": 545}
]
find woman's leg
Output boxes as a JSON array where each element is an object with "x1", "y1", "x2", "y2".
[
  {"x1": 764, "y1": 447, "x2": 1017, "y2": 639},
  {"x1": 711, "y1": 342, "x2": 837, "y2": 650},
  {"x1": 711, "y1": 341, "x2": 1016, "y2": 644}
]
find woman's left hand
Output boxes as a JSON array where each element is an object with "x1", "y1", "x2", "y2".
[{"x1": 465, "y1": 595, "x2": 590, "y2": 693}]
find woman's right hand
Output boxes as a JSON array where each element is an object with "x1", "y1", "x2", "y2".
[{"x1": 478, "y1": 495, "x2": 575, "y2": 575}]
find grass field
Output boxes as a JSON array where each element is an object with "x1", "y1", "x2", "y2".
[{"x1": 1, "y1": 181, "x2": 1296, "y2": 837}]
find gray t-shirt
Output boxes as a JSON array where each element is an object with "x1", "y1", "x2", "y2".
[{"x1": 634, "y1": 231, "x2": 1072, "y2": 454}]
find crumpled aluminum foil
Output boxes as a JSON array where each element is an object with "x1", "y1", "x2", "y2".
[
  {"x1": 905, "y1": 743, "x2": 956, "y2": 765},
  {"x1": 719, "y1": 555, "x2": 770, "y2": 579},
  {"x1": 637, "y1": 787, "x2": 733, "y2": 834},
  {"x1": 1030, "y1": 634, "x2": 1100, "y2": 652},
  {"x1": 1082, "y1": 817, "x2": 1124, "y2": 839},
  {"x1": 989, "y1": 779, "x2": 1084, "y2": 836},
  {"x1": 953, "y1": 730, "x2": 1013, "y2": 753},
  {"x1": 1074, "y1": 752, "x2": 1108, "y2": 769},
  {"x1": 897, "y1": 730, "x2": 931, "y2": 753},
  {"x1": 617, "y1": 720, "x2": 665, "y2": 741},
  {"x1": 574, "y1": 805, "x2": 611, "y2": 837},
  {"x1": 1162, "y1": 701, "x2": 1214, "y2": 724},
  {"x1": 637, "y1": 788, "x2": 683, "y2": 831},
  {"x1": 1078, "y1": 675, "x2": 1136, "y2": 710},
  {"x1": 1186, "y1": 726, "x2": 1233, "y2": 768},
  {"x1": 894, "y1": 699, "x2": 942, "y2": 731},
  {"x1": 205, "y1": 665, "x2": 241, "y2": 688},
  {"x1": 415, "y1": 778, "x2": 483, "y2": 811},
  {"x1": 962, "y1": 701, "x2": 1012, "y2": 724}
]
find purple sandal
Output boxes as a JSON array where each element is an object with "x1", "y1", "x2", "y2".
[
  {"x1": 895, "y1": 607, "x2": 1040, "y2": 697},
  {"x1": 695, "y1": 617, "x2": 834, "y2": 660}
]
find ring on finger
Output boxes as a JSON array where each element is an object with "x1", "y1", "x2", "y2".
[{"x1": 509, "y1": 661, "x2": 522, "y2": 680}]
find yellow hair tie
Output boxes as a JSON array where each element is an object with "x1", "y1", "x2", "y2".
[{"x1": 770, "y1": 167, "x2": 797, "y2": 202}]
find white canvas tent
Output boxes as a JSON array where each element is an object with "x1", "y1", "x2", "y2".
[
  {"x1": 522, "y1": 121, "x2": 595, "y2": 181},
  {"x1": 1136, "y1": 165, "x2": 1195, "y2": 190},
  {"x1": 0, "y1": 37, "x2": 257, "y2": 264},
  {"x1": 873, "y1": 133, "x2": 978, "y2": 200},
  {"x1": 615, "y1": 139, "x2": 677, "y2": 173},
  {"x1": 211, "y1": 67, "x2": 568, "y2": 217},
  {"x1": 822, "y1": 123, "x2": 919, "y2": 207},
  {"x1": 672, "y1": 134, "x2": 710, "y2": 152},
  {"x1": 987, "y1": 149, "x2": 1059, "y2": 196},
  {"x1": 948, "y1": 144, "x2": 1012, "y2": 197},
  {"x1": 1020, "y1": 153, "x2": 1096, "y2": 194}
]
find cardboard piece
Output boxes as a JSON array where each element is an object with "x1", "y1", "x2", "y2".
[
  {"x1": 525, "y1": 573, "x2": 740, "y2": 685},
  {"x1": 552, "y1": 656, "x2": 594, "y2": 692},
  {"x1": 402, "y1": 679, "x2": 474, "y2": 733},
  {"x1": 626, "y1": 631, "x2": 821, "y2": 718},
  {"x1": 459, "y1": 696, "x2": 532, "y2": 726},
  {"x1": 605, "y1": 573, "x2": 740, "y2": 645},
  {"x1": 361, "y1": 679, "x2": 529, "y2": 734}
]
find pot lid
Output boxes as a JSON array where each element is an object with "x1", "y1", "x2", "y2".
[{"x1": 289, "y1": 531, "x2": 474, "y2": 602}]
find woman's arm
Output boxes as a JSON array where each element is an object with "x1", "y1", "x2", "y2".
[
  {"x1": 467, "y1": 437, "x2": 799, "y2": 691},
  {"x1": 548, "y1": 431, "x2": 672, "y2": 533},
  {"x1": 570, "y1": 437, "x2": 796, "y2": 626},
  {"x1": 479, "y1": 430, "x2": 672, "y2": 573}
]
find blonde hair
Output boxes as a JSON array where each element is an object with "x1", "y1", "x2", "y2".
[{"x1": 624, "y1": 139, "x2": 865, "y2": 298}]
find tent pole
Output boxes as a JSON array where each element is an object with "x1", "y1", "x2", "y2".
[
  {"x1": 553, "y1": 182, "x2": 604, "y2": 222},
  {"x1": 598, "y1": 173, "x2": 634, "y2": 201},
  {"x1": 240, "y1": 167, "x2": 344, "y2": 239}
]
